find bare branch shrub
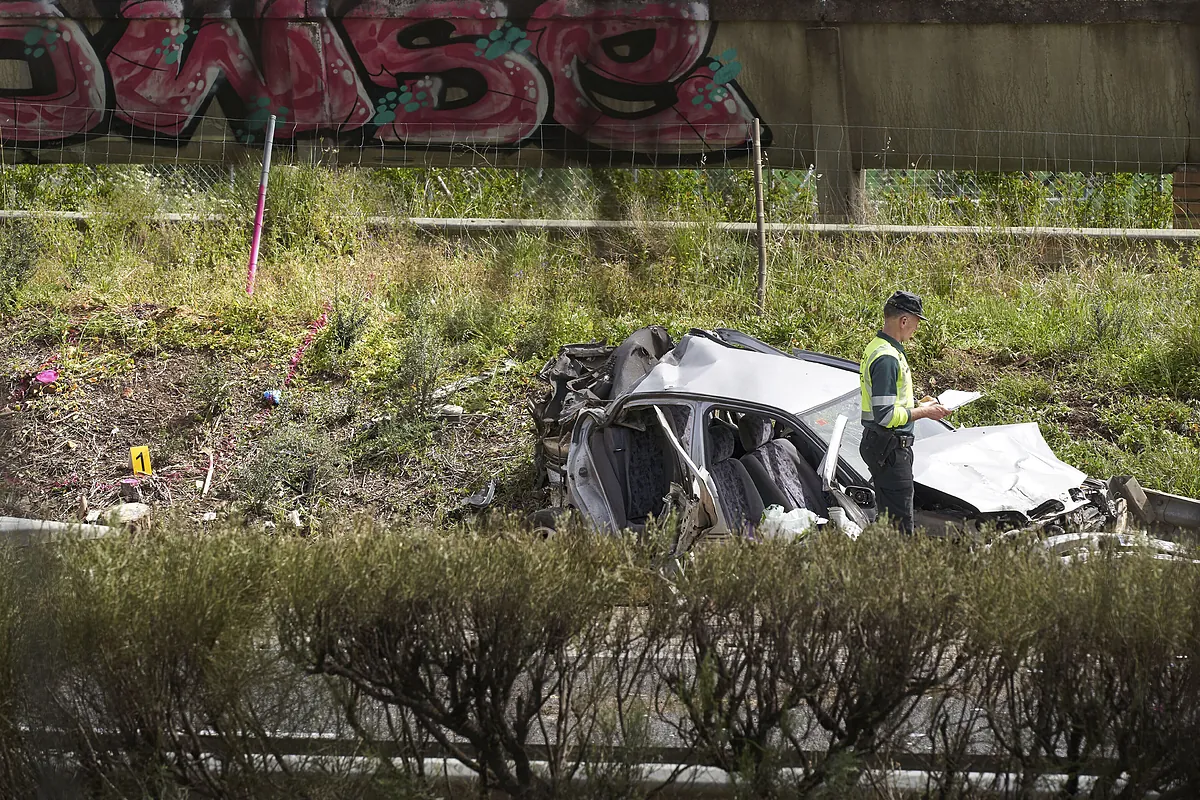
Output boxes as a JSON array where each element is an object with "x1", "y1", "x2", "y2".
[
  {"x1": 40, "y1": 526, "x2": 340, "y2": 799},
  {"x1": 276, "y1": 524, "x2": 655, "y2": 798},
  {"x1": 0, "y1": 523, "x2": 1196, "y2": 799},
  {"x1": 969, "y1": 541, "x2": 1200, "y2": 798},
  {"x1": 652, "y1": 529, "x2": 970, "y2": 797},
  {"x1": 233, "y1": 422, "x2": 346, "y2": 515},
  {"x1": 0, "y1": 544, "x2": 43, "y2": 796}
]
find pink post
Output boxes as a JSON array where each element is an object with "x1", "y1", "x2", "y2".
[{"x1": 245, "y1": 114, "x2": 277, "y2": 296}]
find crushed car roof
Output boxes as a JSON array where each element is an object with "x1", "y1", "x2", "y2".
[{"x1": 629, "y1": 334, "x2": 860, "y2": 415}]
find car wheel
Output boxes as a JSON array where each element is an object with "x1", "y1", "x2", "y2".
[{"x1": 527, "y1": 508, "x2": 561, "y2": 539}]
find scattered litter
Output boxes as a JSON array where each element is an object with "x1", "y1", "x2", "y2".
[
  {"x1": 263, "y1": 521, "x2": 276, "y2": 531},
  {"x1": 121, "y1": 387, "x2": 134, "y2": 400},
  {"x1": 201, "y1": 511, "x2": 218, "y2": 523},
  {"x1": 758, "y1": 505, "x2": 826, "y2": 541},
  {"x1": 201, "y1": 449, "x2": 215, "y2": 496},
  {"x1": 287, "y1": 509, "x2": 303, "y2": 528},
  {"x1": 262, "y1": 390, "x2": 282, "y2": 407},
  {"x1": 462, "y1": 479, "x2": 497, "y2": 510},
  {"x1": 85, "y1": 510, "x2": 102, "y2": 523},
  {"x1": 7, "y1": 355, "x2": 59, "y2": 401},
  {"x1": 826, "y1": 506, "x2": 863, "y2": 540},
  {"x1": 434, "y1": 403, "x2": 464, "y2": 418}
]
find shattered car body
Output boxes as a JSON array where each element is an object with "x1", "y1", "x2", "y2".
[{"x1": 530, "y1": 327, "x2": 1200, "y2": 551}]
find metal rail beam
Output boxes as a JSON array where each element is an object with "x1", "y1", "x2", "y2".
[{"x1": 5, "y1": 209, "x2": 1200, "y2": 242}]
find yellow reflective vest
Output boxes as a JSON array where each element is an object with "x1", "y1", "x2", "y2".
[{"x1": 859, "y1": 333, "x2": 914, "y2": 434}]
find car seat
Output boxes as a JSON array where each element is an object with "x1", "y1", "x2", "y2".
[
  {"x1": 707, "y1": 423, "x2": 764, "y2": 533},
  {"x1": 737, "y1": 414, "x2": 829, "y2": 518},
  {"x1": 592, "y1": 409, "x2": 686, "y2": 531}
]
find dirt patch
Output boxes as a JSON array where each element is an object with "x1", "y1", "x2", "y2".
[{"x1": 0, "y1": 312, "x2": 543, "y2": 526}]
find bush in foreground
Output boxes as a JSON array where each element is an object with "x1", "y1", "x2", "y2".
[{"x1": 0, "y1": 523, "x2": 1198, "y2": 798}]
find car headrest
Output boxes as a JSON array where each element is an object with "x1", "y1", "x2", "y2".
[
  {"x1": 708, "y1": 424, "x2": 737, "y2": 463},
  {"x1": 737, "y1": 414, "x2": 774, "y2": 452}
]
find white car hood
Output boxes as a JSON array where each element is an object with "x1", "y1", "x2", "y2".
[{"x1": 911, "y1": 423, "x2": 1087, "y2": 514}]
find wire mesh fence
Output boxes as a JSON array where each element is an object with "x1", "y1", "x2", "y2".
[
  {"x1": 0, "y1": 162, "x2": 1173, "y2": 228},
  {"x1": 0, "y1": 110, "x2": 1184, "y2": 228}
]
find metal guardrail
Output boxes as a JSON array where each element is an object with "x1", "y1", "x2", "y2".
[
  {"x1": 22, "y1": 729, "x2": 1138, "y2": 798},
  {"x1": 2, "y1": 209, "x2": 1199, "y2": 241}
]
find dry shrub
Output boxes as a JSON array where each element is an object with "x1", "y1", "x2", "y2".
[
  {"x1": 650, "y1": 528, "x2": 970, "y2": 797},
  {"x1": 38, "y1": 526, "x2": 347, "y2": 799},
  {"x1": 276, "y1": 526, "x2": 656, "y2": 798},
  {"x1": 0, "y1": 525, "x2": 1197, "y2": 798},
  {"x1": 234, "y1": 422, "x2": 346, "y2": 514},
  {"x1": 964, "y1": 541, "x2": 1200, "y2": 798},
  {"x1": 0, "y1": 544, "x2": 44, "y2": 797}
]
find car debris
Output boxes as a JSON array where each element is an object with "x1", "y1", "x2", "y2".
[
  {"x1": 529, "y1": 326, "x2": 1200, "y2": 555},
  {"x1": 462, "y1": 479, "x2": 497, "y2": 511},
  {"x1": 432, "y1": 359, "x2": 520, "y2": 402}
]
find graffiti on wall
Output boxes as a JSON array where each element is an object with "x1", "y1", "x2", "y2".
[{"x1": 0, "y1": 0, "x2": 768, "y2": 162}]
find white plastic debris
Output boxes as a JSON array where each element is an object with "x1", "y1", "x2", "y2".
[
  {"x1": 758, "y1": 505, "x2": 826, "y2": 541},
  {"x1": 200, "y1": 511, "x2": 218, "y2": 523},
  {"x1": 287, "y1": 510, "x2": 303, "y2": 529},
  {"x1": 827, "y1": 507, "x2": 863, "y2": 541}
]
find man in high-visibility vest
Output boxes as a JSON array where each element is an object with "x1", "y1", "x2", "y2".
[{"x1": 859, "y1": 291, "x2": 950, "y2": 534}]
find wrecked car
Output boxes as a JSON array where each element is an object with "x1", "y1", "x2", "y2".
[{"x1": 530, "y1": 326, "x2": 1200, "y2": 553}]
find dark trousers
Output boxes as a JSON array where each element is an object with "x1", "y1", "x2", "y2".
[{"x1": 859, "y1": 427, "x2": 915, "y2": 535}]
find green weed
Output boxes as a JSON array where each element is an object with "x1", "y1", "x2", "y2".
[
  {"x1": 0, "y1": 223, "x2": 38, "y2": 314},
  {"x1": 233, "y1": 422, "x2": 346, "y2": 515}
]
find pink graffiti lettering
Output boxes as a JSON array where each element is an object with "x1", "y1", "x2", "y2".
[
  {"x1": 529, "y1": 1, "x2": 754, "y2": 156},
  {"x1": 109, "y1": 0, "x2": 267, "y2": 138},
  {"x1": 256, "y1": 0, "x2": 374, "y2": 139},
  {"x1": 0, "y1": 1, "x2": 105, "y2": 143},
  {"x1": 109, "y1": 0, "x2": 373, "y2": 141},
  {"x1": 341, "y1": 2, "x2": 547, "y2": 145},
  {"x1": 0, "y1": 0, "x2": 766, "y2": 159}
]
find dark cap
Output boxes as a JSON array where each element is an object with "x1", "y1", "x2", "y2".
[{"x1": 884, "y1": 290, "x2": 927, "y2": 320}]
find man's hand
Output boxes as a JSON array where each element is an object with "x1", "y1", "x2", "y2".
[{"x1": 912, "y1": 403, "x2": 951, "y2": 421}]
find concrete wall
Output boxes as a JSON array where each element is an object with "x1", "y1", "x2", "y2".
[{"x1": 2, "y1": 1, "x2": 1198, "y2": 196}]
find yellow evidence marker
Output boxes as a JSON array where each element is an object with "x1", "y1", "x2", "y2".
[{"x1": 130, "y1": 446, "x2": 153, "y2": 476}]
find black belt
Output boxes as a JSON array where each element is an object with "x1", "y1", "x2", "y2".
[{"x1": 865, "y1": 426, "x2": 914, "y2": 449}]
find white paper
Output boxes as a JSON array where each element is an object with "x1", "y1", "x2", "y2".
[{"x1": 936, "y1": 389, "x2": 983, "y2": 411}]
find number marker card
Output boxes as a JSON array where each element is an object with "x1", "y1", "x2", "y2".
[{"x1": 130, "y1": 446, "x2": 153, "y2": 476}]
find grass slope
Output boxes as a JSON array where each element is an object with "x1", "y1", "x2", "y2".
[{"x1": 1, "y1": 165, "x2": 1198, "y2": 525}]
